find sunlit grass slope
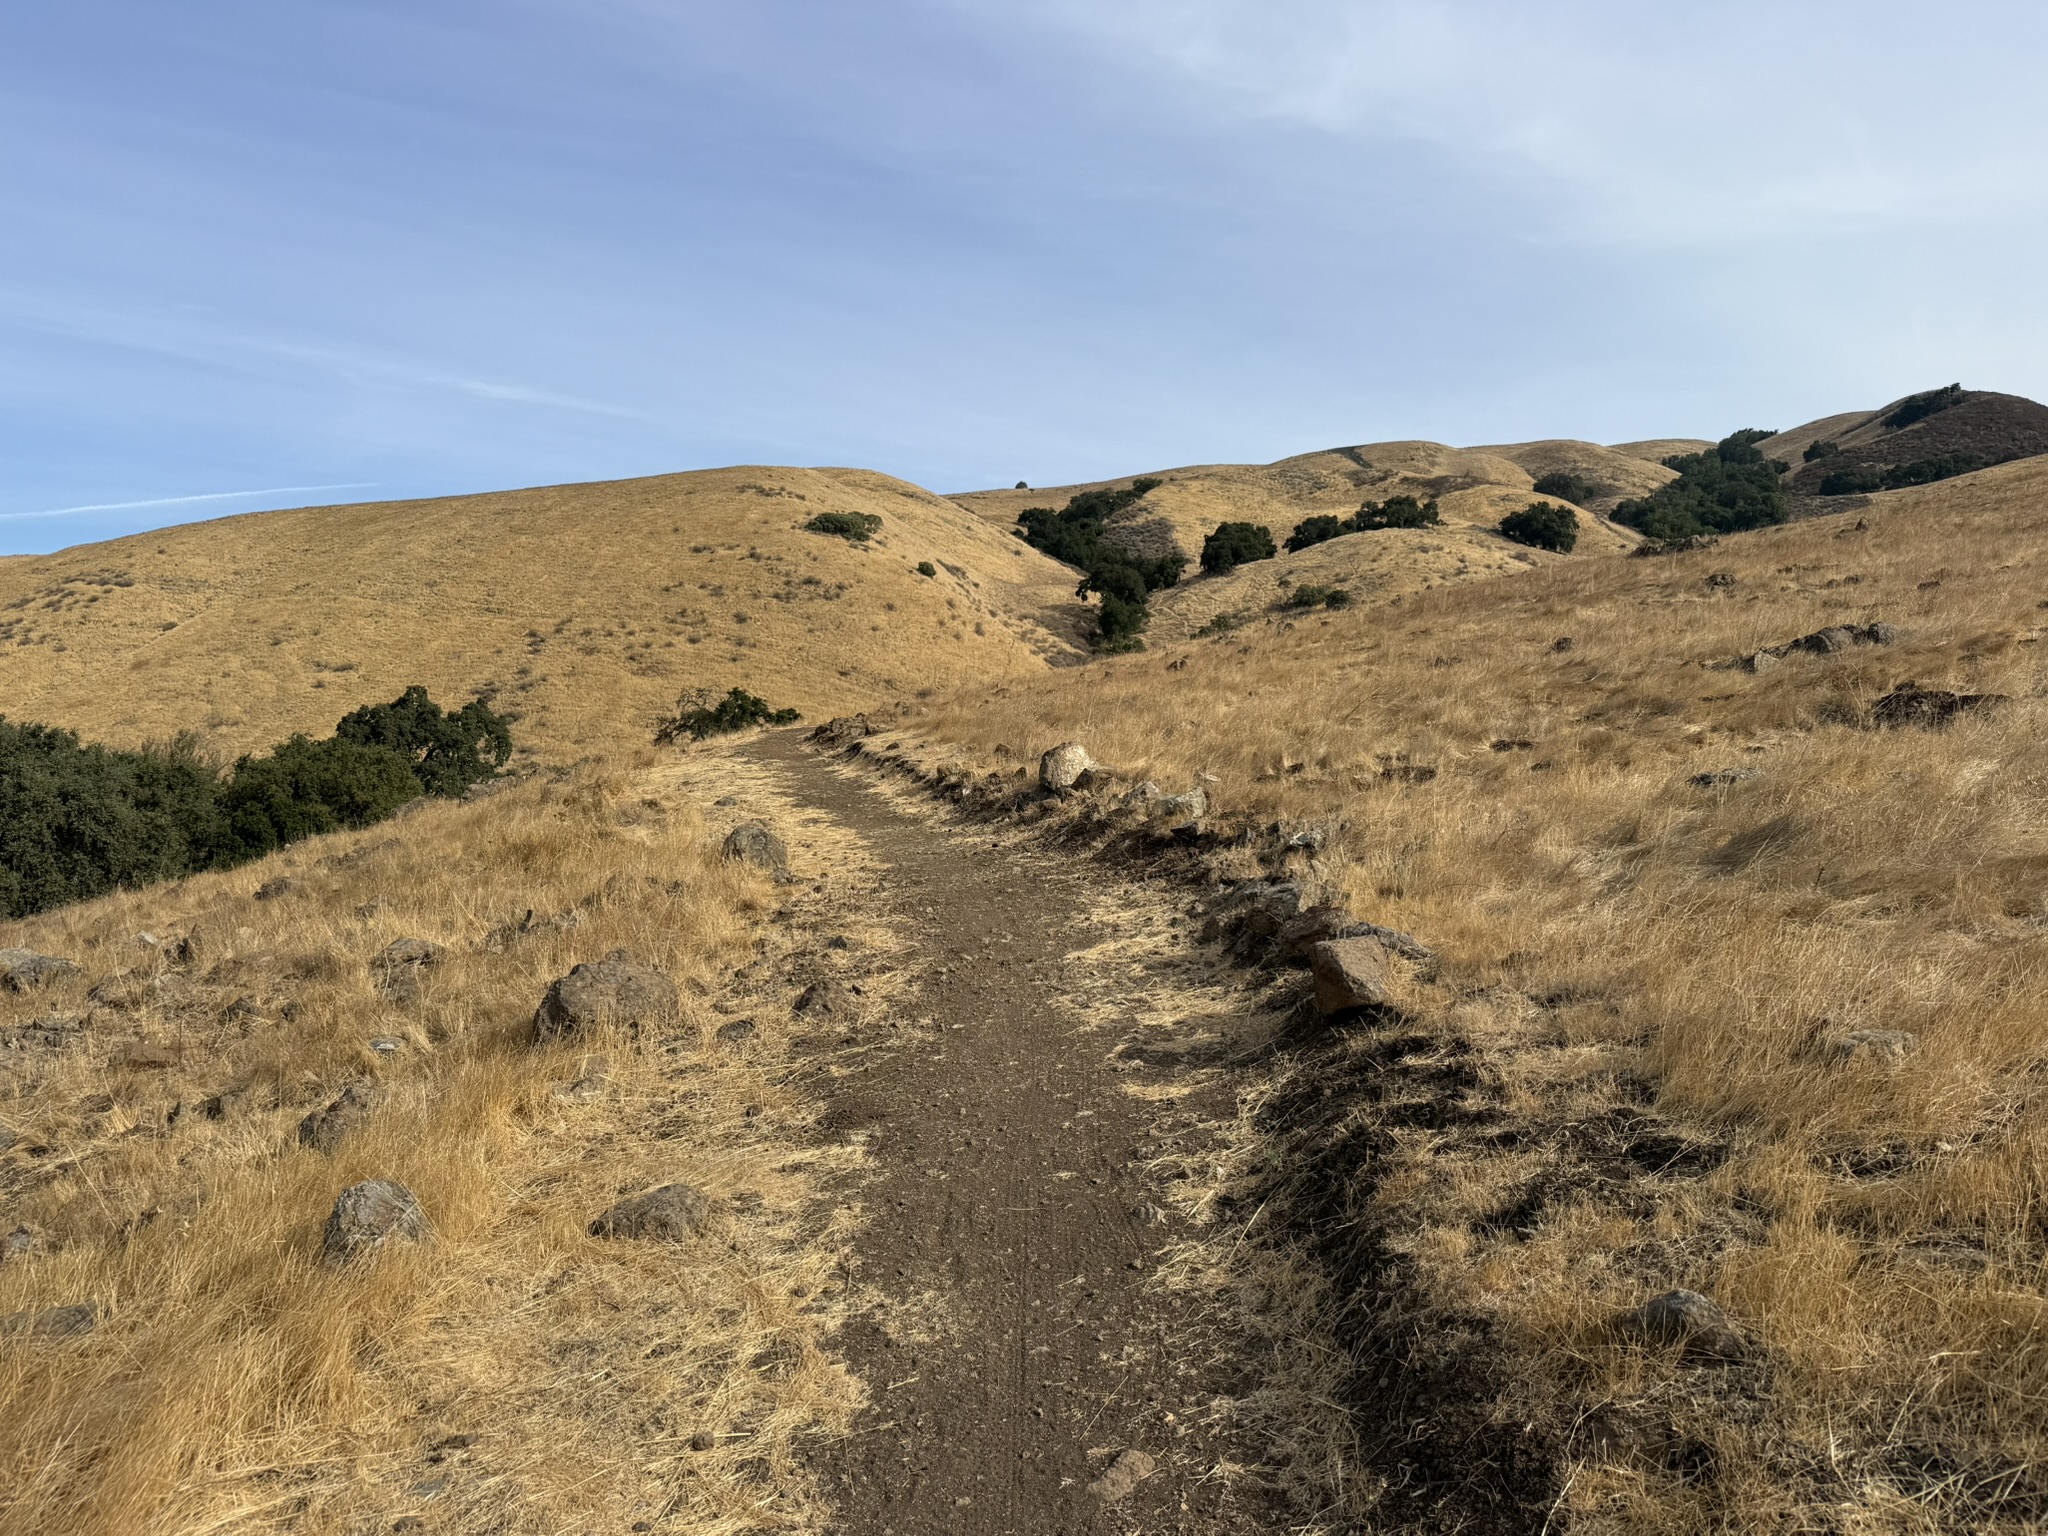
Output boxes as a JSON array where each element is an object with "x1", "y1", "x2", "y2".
[{"x1": 0, "y1": 467, "x2": 1089, "y2": 761}]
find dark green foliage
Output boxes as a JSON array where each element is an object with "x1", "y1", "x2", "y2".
[
  {"x1": 1014, "y1": 478, "x2": 1180, "y2": 647},
  {"x1": 1499, "y1": 502, "x2": 1579, "y2": 552},
  {"x1": 1531, "y1": 471, "x2": 1598, "y2": 505},
  {"x1": 1286, "y1": 515, "x2": 1348, "y2": 553},
  {"x1": 1201, "y1": 522, "x2": 1278, "y2": 575},
  {"x1": 1281, "y1": 584, "x2": 1354, "y2": 610},
  {"x1": 1194, "y1": 613, "x2": 1240, "y2": 637},
  {"x1": 214, "y1": 736, "x2": 421, "y2": 863},
  {"x1": 1611, "y1": 430, "x2": 1790, "y2": 540},
  {"x1": 805, "y1": 511, "x2": 883, "y2": 542},
  {"x1": 1353, "y1": 495, "x2": 1441, "y2": 530},
  {"x1": 915, "y1": 561, "x2": 937, "y2": 577},
  {"x1": 1818, "y1": 451, "x2": 1987, "y2": 497},
  {"x1": 1883, "y1": 383, "x2": 1964, "y2": 431},
  {"x1": 1803, "y1": 439, "x2": 1841, "y2": 462},
  {"x1": 654, "y1": 687, "x2": 801, "y2": 743},
  {"x1": 0, "y1": 723, "x2": 223, "y2": 918},
  {"x1": 335, "y1": 686, "x2": 512, "y2": 798}
]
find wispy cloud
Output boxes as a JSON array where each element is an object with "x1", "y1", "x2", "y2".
[{"x1": 1, "y1": 483, "x2": 380, "y2": 522}]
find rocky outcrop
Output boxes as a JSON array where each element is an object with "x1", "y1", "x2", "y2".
[
  {"x1": 532, "y1": 951, "x2": 679, "y2": 1042},
  {"x1": 298, "y1": 1082, "x2": 377, "y2": 1153},
  {"x1": 1309, "y1": 937, "x2": 1391, "y2": 1014},
  {"x1": 1039, "y1": 742, "x2": 1094, "y2": 794},
  {"x1": 322, "y1": 1179, "x2": 429, "y2": 1264},
  {"x1": 1615, "y1": 1288, "x2": 1748, "y2": 1361},
  {"x1": 0, "y1": 950, "x2": 79, "y2": 992},
  {"x1": 589, "y1": 1183, "x2": 715, "y2": 1241},
  {"x1": 721, "y1": 822, "x2": 788, "y2": 872},
  {"x1": 370, "y1": 937, "x2": 446, "y2": 1001},
  {"x1": 1740, "y1": 621, "x2": 1898, "y2": 671}
]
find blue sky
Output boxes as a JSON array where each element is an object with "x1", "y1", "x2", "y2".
[{"x1": 5, "y1": 1, "x2": 2046, "y2": 553}]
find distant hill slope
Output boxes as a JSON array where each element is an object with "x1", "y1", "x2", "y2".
[
  {"x1": 0, "y1": 467, "x2": 1088, "y2": 761},
  {"x1": 1764, "y1": 388, "x2": 2048, "y2": 498}
]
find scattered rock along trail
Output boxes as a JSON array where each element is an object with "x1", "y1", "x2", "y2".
[{"x1": 699, "y1": 731, "x2": 1286, "y2": 1536}]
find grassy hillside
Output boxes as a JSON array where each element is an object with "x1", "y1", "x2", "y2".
[
  {"x1": 887, "y1": 452, "x2": 2048, "y2": 1529},
  {"x1": 0, "y1": 467, "x2": 1089, "y2": 761}
]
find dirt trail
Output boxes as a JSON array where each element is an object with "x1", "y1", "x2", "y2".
[{"x1": 710, "y1": 731, "x2": 1282, "y2": 1536}]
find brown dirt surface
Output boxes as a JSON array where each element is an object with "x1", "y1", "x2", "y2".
[{"x1": 698, "y1": 730, "x2": 1286, "y2": 1535}]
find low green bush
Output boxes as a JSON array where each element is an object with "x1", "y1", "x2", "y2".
[
  {"x1": 654, "y1": 687, "x2": 801, "y2": 743},
  {"x1": 1531, "y1": 471, "x2": 1598, "y2": 505},
  {"x1": 335, "y1": 685, "x2": 512, "y2": 798},
  {"x1": 1200, "y1": 522, "x2": 1277, "y2": 575},
  {"x1": 1354, "y1": 495, "x2": 1441, "y2": 530},
  {"x1": 1500, "y1": 501, "x2": 1579, "y2": 552},
  {"x1": 1803, "y1": 439, "x2": 1841, "y2": 462},
  {"x1": 1281, "y1": 584, "x2": 1354, "y2": 610},
  {"x1": 915, "y1": 561, "x2": 937, "y2": 577},
  {"x1": 805, "y1": 511, "x2": 882, "y2": 542},
  {"x1": 215, "y1": 735, "x2": 422, "y2": 863}
]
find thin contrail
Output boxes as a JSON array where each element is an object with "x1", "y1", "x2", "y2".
[{"x1": 0, "y1": 482, "x2": 381, "y2": 522}]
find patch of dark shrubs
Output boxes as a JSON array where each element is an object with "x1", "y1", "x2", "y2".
[
  {"x1": 1612, "y1": 429, "x2": 1790, "y2": 541},
  {"x1": 1283, "y1": 495, "x2": 1441, "y2": 554},
  {"x1": 1201, "y1": 521, "x2": 1278, "y2": 575},
  {"x1": 1499, "y1": 502, "x2": 1579, "y2": 553},
  {"x1": 1531, "y1": 471, "x2": 1599, "y2": 505},
  {"x1": 654, "y1": 687, "x2": 802, "y2": 743},
  {"x1": 915, "y1": 560, "x2": 937, "y2": 577},
  {"x1": 1015, "y1": 478, "x2": 1182, "y2": 648},
  {"x1": 1818, "y1": 452, "x2": 1988, "y2": 496},
  {"x1": 1281, "y1": 584, "x2": 1354, "y2": 610},
  {"x1": 0, "y1": 688, "x2": 512, "y2": 919},
  {"x1": 805, "y1": 511, "x2": 882, "y2": 542},
  {"x1": 1803, "y1": 439, "x2": 1841, "y2": 462},
  {"x1": 1882, "y1": 383, "x2": 1965, "y2": 431}
]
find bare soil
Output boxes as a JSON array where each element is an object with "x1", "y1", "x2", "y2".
[{"x1": 730, "y1": 731, "x2": 1282, "y2": 1535}]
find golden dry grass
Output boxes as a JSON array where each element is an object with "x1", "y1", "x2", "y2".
[
  {"x1": 0, "y1": 756, "x2": 861, "y2": 1534},
  {"x1": 0, "y1": 466, "x2": 1087, "y2": 761},
  {"x1": 887, "y1": 454, "x2": 2048, "y2": 1529}
]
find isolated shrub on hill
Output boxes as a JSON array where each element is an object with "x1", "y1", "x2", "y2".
[
  {"x1": 1882, "y1": 383, "x2": 1964, "y2": 430},
  {"x1": 215, "y1": 736, "x2": 422, "y2": 863},
  {"x1": 915, "y1": 561, "x2": 937, "y2": 577},
  {"x1": 1611, "y1": 429, "x2": 1789, "y2": 540},
  {"x1": 1281, "y1": 584, "x2": 1354, "y2": 610},
  {"x1": 1531, "y1": 471, "x2": 1598, "y2": 505},
  {"x1": 1804, "y1": 439, "x2": 1841, "y2": 462},
  {"x1": 804, "y1": 511, "x2": 882, "y2": 542},
  {"x1": 655, "y1": 687, "x2": 801, "y2": 743},
  {"x1": 1499, "y1": 502, "x2": 1579, "y2": 552},
  {"x1": 335, "y1": 686, "x2": 512, "y2": 798},
  {"x1": 1286, "y1": 515, "x2": 1348, "y2": 553},
  {"x1": 1200, "y1": 522, "x2": 1277, "y2": 575},
  {"x1": 1353, "y1": 495, "x2": 1441, "y2": 530},
  {"x1": 0, "y1": 723, "x2": 223, "y2": 919},
  {"x1": 1014, "y1": 478, "x2": 1180, "y2": 647}
]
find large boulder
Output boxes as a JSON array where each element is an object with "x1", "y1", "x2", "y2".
[
  {"x1": 0, "y1": 950, "x2": 79, "y2": 992},
  {"x1": 589, "y1": 1183, "x2": 715, "y2": 1241},
  {"x1": 721, "y1": 822, "x2": 788, "y2": 871},
  {"x1": 321, "y1": 1179, "x2": 430, "y2": 1264},
  {"x1": 1039, "y1": 742, "x2": 1094, "y2": 793},
  {"x1": 1309, "y1": 938, "x2": 1391, "y2": 1014},
  {"x1": 532, "y1": 951, "x2": 679, "y2": 1042}
]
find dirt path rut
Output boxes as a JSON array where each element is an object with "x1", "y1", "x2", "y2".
[{"x1": 715, "y1": 732, "x2": 1280, "y2": 1536}]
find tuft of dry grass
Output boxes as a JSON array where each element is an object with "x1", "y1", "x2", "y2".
[
  {"x1": 890, "y1": 455, "x2": 2048, "y2": 1529},
  {"x1": 0, "y1": 755, "x2": 858, "y2": 1534}
]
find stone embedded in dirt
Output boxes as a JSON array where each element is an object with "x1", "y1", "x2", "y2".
[
  {"x1": 1150, "y1": 787, "x2": 1207, "y2": 822},
  {"x1": 1616, "y1": 1288, "x2": 1748, "y2": 1361},
  {"x1": 532, "y1": 951, "x2": 679, "y2": 1042},
  {"x1": 552, "y1": 1054, "x2": 611, "y2": 1102},
  {"x1": 322, "y1": 1178, "x2": 430, "y2": 1264},
  {"x1": 1689, "y1": 768, "x2": 1761, "y2": 788},
  {"x1": 298, "y1": 1082, "x2": 377, "y2": 1153},
  {"x1": 722, "y1": 821, "x2": 789, "y2": 871},
  {"x1": 1282, "y1": 826, "x2": 1326, "y2": 851},
  {"x1": 368, "y1": 1035, "x2": 404, "y2": 1055},
  {"x1": 1132, "y1": 1200, "x2": 1168, "y2": 1227},
  {"x1": 254, "y1": 876, "x2": 297, "y2": 901},
  {"x1": 1310, "y1": 937, "x2": 1392, "y2": 1015},
  {"x1": 689, "y1": 1429, "x2": 718, "y2": 1452},
  {"x1": 809, "y1": 714, "x2": 875, "y2": 749},
  {"x1": 87, "y1": 972, "x2": 146, "y2": 1009},
  {"x1": 2, "y1": 1013, "x2": 83, "y2": 1051},
  {"x1": 354, "y1": 897, "x2": 391, "y2": 920},
  {"x1": 0, "y1": 950, "x2": 80, "y2": 992},
  {"x1": 1743, "y1": 621, "x2": 1900, "y2": 672},
  {"x1": 371, "y1": 937, "x2": 447, "y2": 1001},
  {"x1": 1741, "y1": 649, "x2": 1781, "y2": 673},
  {"x1": 1072, "y1": 764, "x2": 1119, "y2": 792},
  {"x1": 589, "y1": 1183, "x2": 715, "y2": 1241},
  {"x1": 1272, "y1": 905, "x2": 1360, "y2": 961},
  {"x1": 1087, "y1": 1448, "x2": 1156, "y2": 1504},
  {"x1": 1834, "y1": 1029, "x2": 1917, "y2": 1064},
  {"x1": 0, "y1": 1301, "x2": 97, "y2": 1338},
  {"x1": 1038, "y1": 741, "x2": 1094, "y2": 793},
  {"x1": 715, "y1": 1019, "x2": 758, "y2": 1046},
  {"x1": 1122, "y1": 780, "x2": 1162, "y2": 808},
  {"x1": 1, "y1": 1226, "x2": 38, "y2": 1263},
  {"x1": 793, "y1": 978, "x2": 854, "y2": 1017},
  {"x1": 483, "y1": 907, "x2": 581, "y2": 952},
  {"x1": 118, "y1": 1040, "x2": 179, "y2": 1070},
  {"x1": 1872, "y1": 683, "x2": 2007, "y2": 729}
]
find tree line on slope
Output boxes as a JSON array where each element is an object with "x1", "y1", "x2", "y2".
[{"x1": 0, "y1": 687, "x2": 512, "y2": 919}]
